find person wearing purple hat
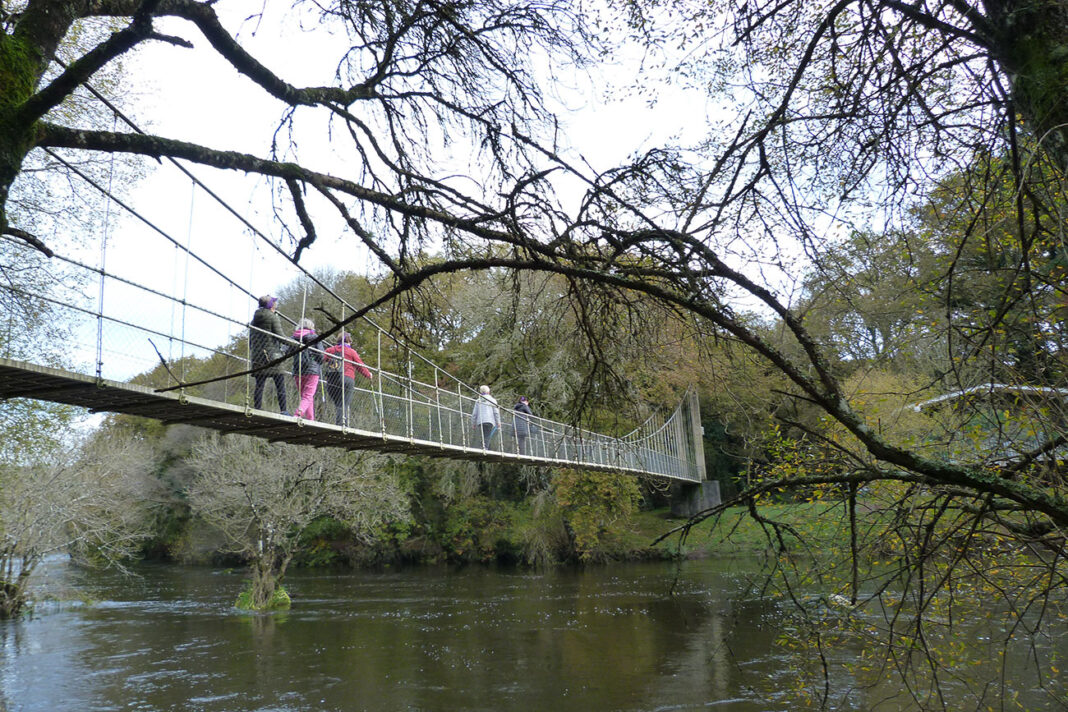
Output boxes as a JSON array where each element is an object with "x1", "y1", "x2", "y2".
[
  {"x1": 514, "y1": 395, "x2": 534, "y2": 455},
  {"x1": 249, "y1": 295, "x2": 289, "y2": 414}
]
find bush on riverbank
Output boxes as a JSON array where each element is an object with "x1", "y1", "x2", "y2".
[
  {"x1": 146, "y1": 461, "x2": 683, "y2": 568},
  {"x1": 285, "y1": 499, "x2": 854, "y2": 569}
]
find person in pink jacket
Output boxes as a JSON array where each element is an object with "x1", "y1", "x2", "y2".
[{"x1": 323, "y1": 332, "x2": 373, "y2": 426}]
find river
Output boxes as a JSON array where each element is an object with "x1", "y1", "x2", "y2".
[{"x1": 1, "y1": 558, "x2": 1064, "y2": 711}]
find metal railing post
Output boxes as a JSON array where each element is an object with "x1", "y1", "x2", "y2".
[
  {"x1": 95, "y1": 215, "x2": 107, "y2": 381},
  {"x1": 434, "y1": 368, "x2": 443, "y2": 448},
  {"x1": 406, "y1": 354, "x2": 414, "y2": 442},
  {"x1": 459, "y1": 383, "x2": 467, "y2": 450},
  {"x1": 245, "y1": 317, "x2": 252, "y2": 411},
  {"x1": 377, "y1": 331, "x2": 386, "y2": 436},
  {"x1": 339, "y1": 304, "x2": 346, "y2": 430}
]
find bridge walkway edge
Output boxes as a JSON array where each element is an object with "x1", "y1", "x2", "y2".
[{"x1": 0, "y1": 358, "x2": 697, "y2": 481}]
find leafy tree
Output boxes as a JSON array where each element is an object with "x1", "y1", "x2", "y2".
[
  {"x1": 553, "y1": 468, "x2": 642, "y2": 561},
  {"x1": 915, "y1": 155, "x2": 1068, "y2": 386},
  {"x1": 797, "y1": 230, "x2": 938, "y2": 368},
  {"x1": 187, "y1": 433, "x2": 410, "y2": 609},
  {"x1": 438, "y1": 494, "x2": 520, "y2": 562},
  {"x1": 0, "y1": 397, "x2": 80, "y2": 465},
  {"x1": 0, "y1": 427, "x2": 156, "y2": 617}
]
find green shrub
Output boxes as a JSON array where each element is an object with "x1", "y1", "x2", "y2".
[
  {"x1": 236, "y1": 583, "x2": 291, "y2": 611},
  {"x1": 439, "y1": 496, "x2": 519, "y2": 563},
  {"x1": 553, "y1": 469, "x2": 642, "y2": 561}
]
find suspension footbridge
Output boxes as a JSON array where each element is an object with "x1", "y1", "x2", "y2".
[
  {"x1": 0, "y1": 159, "x2": 707, "y2": 483},
  {"x1": 0, "y1": 354, "x2": 704, "y2": 479},
  {"x1": 0, "y1": 232, "x2": 707, "y2": 480}
]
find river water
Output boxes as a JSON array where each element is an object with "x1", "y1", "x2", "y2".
[{"x1": 0, "y1": 558, "x2": 1063, "y2": 711}]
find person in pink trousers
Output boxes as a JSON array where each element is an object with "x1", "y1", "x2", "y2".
[{"x1": 290, "y1": 318, "x2": 323, "y2": 420}]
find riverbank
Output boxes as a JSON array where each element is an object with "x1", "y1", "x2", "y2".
[
  {"x1": 151, "y1": 495, "x2": 855, "y2": 571},
  {"x1": 288, "y1": 500, "x2": 854, "y2": 570},
  {"x1": 633, "y1": 500, "x2": 851, "y2": 559}
]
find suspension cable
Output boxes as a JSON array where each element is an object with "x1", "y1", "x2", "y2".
[
  {"x1": 0, "y1": 283, "x2": 245, "y2": 367},
  {"x1": 95, "y1": 114, "x2": 117, "y2": 379},
  {"x1": 41, "y1": 149, "x2": 296, "y2": 324},
  {"x1": 1, "y1": 234, "x2": 256, "y2": 331}
]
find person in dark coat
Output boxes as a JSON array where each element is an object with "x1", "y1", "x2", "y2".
[
  {"x1": 291, "y1": 318, "x2": 324, "y2": 420},
  {"x1": 249, "y1": 295, "x2": 289, "y2": 413},
  {"x1": 323, "y1": 332, "x2": 373, "y2": 427},
  {"x1": 514, "y1": 395, "x2": 534, "y2": 455}
]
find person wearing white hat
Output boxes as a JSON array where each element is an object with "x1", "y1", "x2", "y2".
[{"x1": 470, "y1": 384, "x2": 500, "y2": 450}]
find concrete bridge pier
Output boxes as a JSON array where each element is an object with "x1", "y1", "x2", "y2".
[{"x1": 670, "y1": 480, "x2": 721, "y2": 518}]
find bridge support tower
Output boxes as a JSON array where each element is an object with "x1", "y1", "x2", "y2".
[
  {"x1": 670, "y1": 480, "x2": 721, "y2": 518},
  {"x1": 669, "y1": 388, "x2": 717, "y2": 517}
]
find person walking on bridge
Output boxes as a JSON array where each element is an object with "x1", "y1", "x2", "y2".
[
  {"x1": 249, "y1": 295, "x2": 289, "y2": 414},
  {"x1": 291, "y1": 318, "x2": 323, "y2": 420},
  {"x1": 323, "y1": 332, "x2": 372, "y2": 427},
  {"x1": 471, "y1": 385, "x2": 500, "y2": 450},
  {"x1": 514, "y1": 395, "x2": 534, "y2": 456}
]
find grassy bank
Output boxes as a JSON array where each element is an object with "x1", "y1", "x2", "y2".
[
  {"x1": 631, "y1": 500, "x2": 858, "y2": 559},
  {"x1": 288, "y1": 500, "x2": 864, "y2": 568},
  {"x1": 157, "y1": 498, "x2": 861, "y2": 569}
]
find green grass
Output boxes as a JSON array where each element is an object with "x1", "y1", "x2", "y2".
[
  {"x1": 235, "y1": 584, "x2": 291, "y2": 611},
  {"x1": 629, "y1": 501, "x2": 858, "y2": 558}
]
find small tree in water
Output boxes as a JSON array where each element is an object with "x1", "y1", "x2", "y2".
[{"x1": 188, "y1": 434, "x2": 410, "y2": 610}]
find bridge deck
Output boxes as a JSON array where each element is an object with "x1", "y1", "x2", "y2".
[{"x1": 0, "y1": 358, "x2": 697, "y2": 480}]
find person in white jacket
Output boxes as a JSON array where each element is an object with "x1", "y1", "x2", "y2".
[{"x1": 470, "y1": 385, "x2": 501, "y2": 449}]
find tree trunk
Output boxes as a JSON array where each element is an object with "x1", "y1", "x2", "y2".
[
  {"x1": 0, "y1": 0, "x2": 82, "y2": 232},
  {"x1": 992, "y1": 0, "x2": 1068, "y2": 173},
  {"x1": 0, "y1": 581, "x2": 26, "y2": 618},
  {"x1": 249, "y1": 560, "x2": 277, "y2": 609},
  {"x1": 0, "y1": 569, "x2": 33, "y2": 619},
  {"x1": 0, "y1": 31, "x2": 41, "y2": 234},
  {"x1": 240, "y1": 551, "x2": 292, "y2": 610}
]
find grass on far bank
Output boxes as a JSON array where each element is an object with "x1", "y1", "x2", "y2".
[{"x1": 630, "y1": 500, "x2": 861, "y2": 559}]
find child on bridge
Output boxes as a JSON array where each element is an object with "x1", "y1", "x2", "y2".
[{"x1": 291, "y1": 318, "x2": 323, "y2": 420}]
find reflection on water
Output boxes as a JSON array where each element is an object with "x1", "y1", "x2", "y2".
[{"x1": 0, "y1": 559, "x2": 1063, "y2": 711}]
